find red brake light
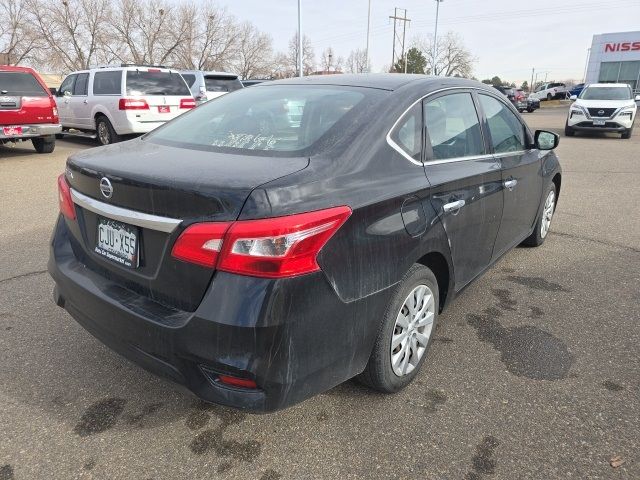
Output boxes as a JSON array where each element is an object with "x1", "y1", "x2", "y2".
[
  {"x1": 57, "y1": 174, "x2": 76, "y2": 220},
  {"x1": 180, "y1": 98, "x2": 196, "y2": 109},
  {"x1": 50, "y1": 98, "x2": 59, "y2": 123},
  {"x1": 119, "y1": 98, "x2": 149, "y2": 110},
  {"x1": 218, "y1": 375, "x2": 258, "y2": 389},
  {"x1": 171, "y1": 206, "x2": 352, "y2": 278}
]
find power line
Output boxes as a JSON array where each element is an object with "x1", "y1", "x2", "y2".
[{"x1": 389, "y1": 8, "x2": 410, "y2": 73}]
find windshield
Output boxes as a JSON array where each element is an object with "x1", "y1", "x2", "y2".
[
  {"x1": 125, "y1": 71, "x2": 191, "y2": 96},
  {"x1": 580, "y1": 86, "x2": 632, "y2": 100},
  {"x1": 0, "y1": 72, "x2": 47, "y2": 96},
  {"x1": 146, "y1": 85, "x2": 372, "y2": 155}
]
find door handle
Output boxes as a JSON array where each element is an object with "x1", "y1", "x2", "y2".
[
  {"x1": 83, "y1": 99, "x2": 88, "y2": 104},
  {"x1": 443, "y1": 199, "x2": 465, "y2": 214},
  {"x1": 504, "y1": 179, "x2": 518, "y2": 191}
]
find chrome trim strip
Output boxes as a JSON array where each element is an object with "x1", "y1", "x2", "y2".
[
  {"x1": 424, "y1": 153, "x2": 495, "y2": 166},
  {"x1": 71, "y1": 188, "x2": 182, "y2": 233}
]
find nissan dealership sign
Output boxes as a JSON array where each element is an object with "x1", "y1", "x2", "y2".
[
  {"x1": 604, "y1": 41, "x2": 640, "y2": 53},
  {"x1": 585, "y1": 31, "x2": 640, "y2": 86}
]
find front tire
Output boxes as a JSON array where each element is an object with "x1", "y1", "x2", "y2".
[
  {"x1": 96, "y1": 115, "x2": 121, "y2": 145},
  {"x1": 547, "y1": 93, "x2": 552, "y2": 101},
  {"x1": 358, "y1": 264, "x2": 438, "y2": 393},
  {"x1": 564, "y1": 123, "x2": 575, "y2": 137},
  {"x1": 621, "y1": 127, "x2": 633, "y2": 139},
  {"x1": 522, "y1": 184, "x2": 556, "y2": 247},
  {"x1": 32, "y1": 136, "x2": 55, "y2": 154}
]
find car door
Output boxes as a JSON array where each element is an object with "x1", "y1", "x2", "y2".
[
  {"x1": 477, "y1": 93, "x2": 543, "y2": 259},
  {"x1": 56, "y1": 74, "x2": 76, "y2": 126},
  {"x1": 69, "y1": 72, "x2": 90, "y2": 128},
  {"x1": 423, "y1": 90, "x2": 503, "y2": 289}
]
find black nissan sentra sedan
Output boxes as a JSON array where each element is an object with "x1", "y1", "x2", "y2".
[{"x1": 49, "y1": 74, "x2": 561, "y2": 411}]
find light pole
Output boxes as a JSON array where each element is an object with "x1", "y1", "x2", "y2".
[
  {"x1": 365, "y1": 0, "x2": 372, "y2": 73},
  {"x1": 582, "y1": 48, "x2": 591, "y2": 83},
  {"x1": 432, "y1": 0, "x2": 444, "y2": 76},
  {"x1": 298, "y1": 0, "x2": 303, "y2": 77}
]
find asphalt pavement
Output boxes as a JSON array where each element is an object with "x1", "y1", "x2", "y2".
[{"x1": 0, "y1": 107, "x2": 638, "y2": 479}]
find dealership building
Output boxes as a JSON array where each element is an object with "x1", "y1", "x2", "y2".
[{"x1": 584, "y1": 31, "x2": 640, "y2": 93}]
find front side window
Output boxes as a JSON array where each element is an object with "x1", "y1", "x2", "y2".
[
  {"x1": 478, "y1": 94, "x2": 526, "y2": 153},
  {"x1": 73, "y1": 73, "x2": 89, "y2": 96},
  {"x1": 389, "y1": 103, "x2": 422, "y2": 161},
  {"x1": 58, "y1": 74, "x2": 76, "y2": 96},
  {"x1": 424, "y1": 92, "x2": 484, "y2": 161},
  {"x1": 147, "y1": 85, "x2": 374, "y2": 155},
  {"x1": 125, "y1": 71, "x2": 191, "y2": 96},
  {"x1": 0, "y1": 72, "x2": 48, "y2": 96},
  {"x1": 93, "y1": 71, "x2": 122, "y2": 95}
]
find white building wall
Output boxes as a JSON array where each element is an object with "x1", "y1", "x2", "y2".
[{"x1": 585, "y1": 31, "x2": 640, "y2": 84}]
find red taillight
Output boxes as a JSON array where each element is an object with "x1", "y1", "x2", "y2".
[
  {"x1": 50, "y1": 98, "x2": 59, "y2": 123},
  {"x1": 218, "y1": 375, "x2": 258, "y2": 389},
  {"x1": 119, "y1": 98, "x2": 149, "y2": 110},
  {"x1": 57, "y1": 174, "x2": 76, "y2": 220},
  {"x1": 180, "y1": 98, "x2": 196, "y2": 109},
  {"x1": 171, "y1": 206, "x2": 352, "y2": 278}
]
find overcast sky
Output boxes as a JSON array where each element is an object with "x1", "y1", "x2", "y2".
[{"x1": 218, "y1": 0, "x2": 640, "y2": 84}]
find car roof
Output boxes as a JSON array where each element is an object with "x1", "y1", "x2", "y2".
[
  {"x1": 257, "y1": 74, "x2": 482, "y2": 92},
  {"x1": 0, "y1": 65, "x2": 37, "y2": 73}
]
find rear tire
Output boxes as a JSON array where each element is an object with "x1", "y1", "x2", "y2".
[
  {"x1": 621, "y1": 127, "x2": 633, "y2": 139},
  {"x1": 358, "y1": 264, "x2": 439, "y2": 393},
  {"x1": 522, "y1": 184, "x2": 556, "y2": 247},
  {"x1": 527, "y1": 107, "x2": 534, "y2": 113},
  {"x1": 32, "y1": 136, "x2": 55, "y2": 154},
  {"x1": 96, "y1": 115, "x2": 121, "y2": 145}
]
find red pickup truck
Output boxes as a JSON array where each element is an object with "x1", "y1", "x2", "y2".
[{"x1": 0, "y1": 65, "x2": 62, "y2": 153}]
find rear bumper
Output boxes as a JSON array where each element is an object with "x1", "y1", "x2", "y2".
[
  {"x1": 0, "y1": 123, "x2": 61, "y2": 139},
  {"x1": 48, "y1": 216, "x2": 388, "y2": 412}
]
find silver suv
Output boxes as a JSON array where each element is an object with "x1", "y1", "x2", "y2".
[
  {"x1": 180, "y1": 71, "x2": 243, "y2": 104},
  {"x1": 55, "y1": 64, "x2": 195, "y2": 145}
]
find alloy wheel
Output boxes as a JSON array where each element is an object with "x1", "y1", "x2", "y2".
[
  {"x1": 540, "y1": 190, "x2": 555, "y2": 238},
  {"x1": 98, "y1": 122, "x2": 110, "y2": 145},
  {"x1": 390, "y1": 284, "x2": 435, "y2": 377}
]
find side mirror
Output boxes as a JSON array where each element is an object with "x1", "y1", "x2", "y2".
[
  {"x1": 535, "y1": 130, "x2": 559, "y2": 151},
  {"x1": 49, "y1": 87, "x2": 57, "y2": 96},
  {"x1": 569, "y1": 95, "x2": 577, "y2": 101},
  {"x1": 63, "y1": 90, "x2": 72, "y2": 98},
  {"x1": 635, "y1": 95, "x2": 640, "y2": 101}
]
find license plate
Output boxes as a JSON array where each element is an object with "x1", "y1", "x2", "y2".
[
  {"x1": 158, "y1": 106, "x2": 170, "y2": 113},
  {"x1": 593, "y1": 119, "x2": 606, "y2": 126},
  {"x1": 3, "y1": 126, "x2": 22, "y2": 136},
  {"x1": 95, "y1": 218, "x2": 139, "y2": 268}
]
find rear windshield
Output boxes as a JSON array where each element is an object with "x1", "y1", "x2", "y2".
[
  {"x1": 125, "y1": 71, "x2": 191, "y2": 96},
  {"x1": 0, "y1": 72, "x2": 47, "y2": 97},
  {"x1": 580, "y1": 86, "x2": 632, "y2": 100},
  {"x1": 146, "y1": 85, "x2": 373, "y2": 155},
  {"x1": 205, "y1": 75, "x2": 243, "y2": 93}
]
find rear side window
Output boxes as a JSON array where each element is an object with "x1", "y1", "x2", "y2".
[
  {"x1": 147, "y1": 85, "x2": 371, "y2": 155},
  {"x1": 73, "y1": 73, "x2": 89, "y2": 95},
  {"x1": 181, "y1": 74, "x2": 197, "y2": 88},
  {"x1": 389, "y1": 103, "x2": 422, "y2": 161},
  {"x1": 0, "y1": 72, "x2": 48, "y2": 97},
  {"x1": 93, "y1": 71, "x2": 122, "y2": 95},
  {"x1": 205, "y1": 75, "x2": 243, "y2": 93},
  {"x1": 125, "y1": 71, "x2": 191, "y2": 96},
  {"x1": 424, "y1": 93, "x2": 484, "y2": 161},
  {"x1": 478, "y1": 95, "x2": 526, "y2": 153}
]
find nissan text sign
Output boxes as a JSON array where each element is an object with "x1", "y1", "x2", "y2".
[{"x1": 604, "y1": 42, "x2": 640, "y2": 53}]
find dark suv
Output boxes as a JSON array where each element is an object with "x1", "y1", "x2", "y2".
[{"x1": 49, "y1": 75, "x2": 561, "y2": 411}]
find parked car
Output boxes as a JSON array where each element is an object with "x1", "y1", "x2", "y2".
[
  {"x1": 180, "y1": 71, "x2": 243, "y2": 104},
  {"x1": 530, "y1": 82, "x2": 568, "y2": 101},
  {"x1": 49, "y1": 75, "x2": 562, "y2": 412},
  {"x1": 55, "y1": 64, "x2": 195, "y2": 145},
  {"x1": 568, "y1": 83, "x2": 585, "y2": 97},
  {"x1": 0, "y1": 65, "x2": 61, "y2": 153},
  {"x1": 241, "y1": 79, "x2": 270, "y2": 87},
  {"x1": 518, "y1": 88, "x2": 540, "y2": 112},
  {"x1": 565, "y1": 83, "x2": 638, "y2": 139}
]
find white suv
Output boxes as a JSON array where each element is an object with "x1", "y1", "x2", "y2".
[
  {"x1": 55, "y1": 65, "x2": 196, "y2": 145},
  {"x1": 180, "y1": 71, "x2": 243, "y2": 105},
  {"x1": 530, "y1": 82, "x2": 568, "y2": 101},
  {"x1": 565, "y1": 83, "x2": 639, "y2": 139}
]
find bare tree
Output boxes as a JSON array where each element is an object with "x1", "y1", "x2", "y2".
[
  {"x1": 413, "y1": 32, "x2": 475, "y2": 77},
  {"x1": 0, "y1": 0, "x2": 40, "y2": 64},
  {"x1": 320, "y1": 47, "x2": 343, "y2": 72},
  {"x1": 229, "y1": 21, "x2": 273, "y2": 79},
  {"x1": 345, "y1": 48, "x2": 369, "y2": 74},
  {"x1": 284, "y1": 32, "x2": 315, "y2": 76},
  {"x1": 26, "y1": 0, "x2": 112, "y2": 71}
]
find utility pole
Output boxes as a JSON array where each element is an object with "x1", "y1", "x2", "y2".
[
  {"x1": 389, "y1": 8, "x2": 410, "y2": 72},
  {"x1": 530, "y1": 67, "x2": 534, "y2": 93},
  {"x1": 298, "y1": 0, "x2": 303, "y2": 77},
  {"x1": 433, "y1": 0, "x2": 444, "y2": 75},
  {"x1": 582, "y1": 48, "x2": 591, "y2": 83},
  {"x1": 365, "y1": 0, "x2": 372, "y2": 73}
]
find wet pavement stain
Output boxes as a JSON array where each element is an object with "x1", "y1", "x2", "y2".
[
  {"x1": 316, "y1": 410, "x2": 329, "y2": 422},
  {"x1": 185, "y1": 410, "x2": 210, "y2": 430},
  {"x1": 506, "y1": 275, "x2": 568, "y2": 292},
  {"x1": 464, "y1": 436, "x2": 500, "y2": 479},
  {"x1": 467, "y1": 308, "x2": 573, "y2": 380},
  {"x1": 424, "y1": 389, "x2": 447, "y2": 413},
  {"x1": 492, "y1": 289, "x2": 517, "y2": 311},
  {"x1": 260, "y1": 469, "x2": 283, "y2": 480},
  {"x1": 74, "y1": 398, "x2": 126, "y2": 437},
  {"x1": 188, "y1": 402, "x2": 262, "y2": 462},
  {"x1": 125, "y1": 402, "x2": 164, "y2": 428},
  {"x1": 603, "y1": 380, "x2": 624, "y2": 392},
  {"x1": 83, "y1": 458, "x2": 97, "y2": 471},
  {"x1": 217, "y1": 461, "x2": 233, "y2": 473},
  {"x1": 527, "y1": 306, "x2": 544, "y2": 319},
  {"x1": 0, "y1": 465, "x2": 13, "y2": 480}
]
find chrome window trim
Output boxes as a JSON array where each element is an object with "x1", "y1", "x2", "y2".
[{"x1": 70, "y1": 188, "x2": 182, "y2": 233}]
